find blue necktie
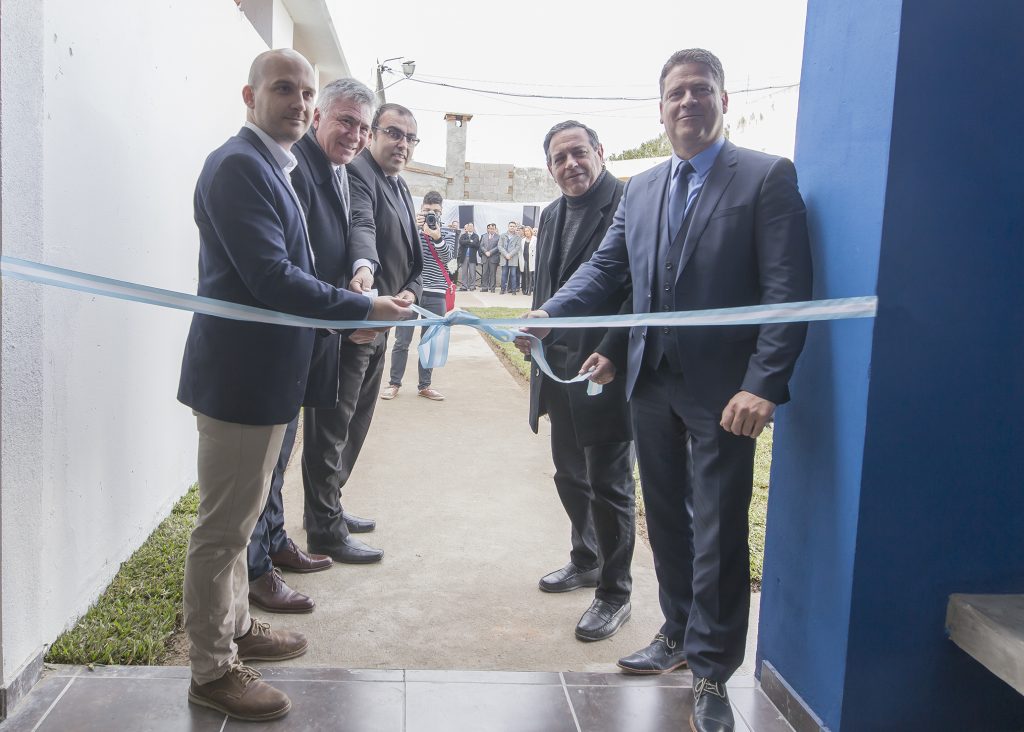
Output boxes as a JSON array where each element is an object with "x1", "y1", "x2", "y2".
[{"x1": 668, "y1": 161, "x2": 693, "y2": 244}]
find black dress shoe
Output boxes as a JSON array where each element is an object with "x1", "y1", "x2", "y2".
[
  {"x1": 690, "y1": 677, "x2": 734, "y2": 732},
  {"x1": 538, "y1": 562, "x2": 600, "y2": 593},
  {"x1": 342, "y1": 510, "x2": 376, "y2": 533},
  {"x1": 575, "y1": 599, "x2": 631, "y2": 641},
  {"x1": 617, "y1": 633, "x2": 688, "y2": 674},
  {"x1": 308, "y1": 534, "x2": 383, "y2": 564}
]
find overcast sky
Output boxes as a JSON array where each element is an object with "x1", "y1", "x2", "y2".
[{"x1": 327, "y1": 0, "x2": 808, "y2": 169}]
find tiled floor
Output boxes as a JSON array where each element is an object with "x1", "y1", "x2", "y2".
[{"x1": 1, "y1": 665, "x2": 793, "y2": 731}]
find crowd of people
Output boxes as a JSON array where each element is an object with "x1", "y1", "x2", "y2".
[
  {"x1": 453, "y1": 220, "x2": 537, "y2": 294},
  {"x1": 177, "y1": 45, "x2": 811, "y2": 732}
]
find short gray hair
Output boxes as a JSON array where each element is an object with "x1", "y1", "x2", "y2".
[
  {"x1": 317, "y1": 77, "x2": 376, "y2": 116},
  {"x1": 543, "y1": 120, "x2": 601, "y2": 164}
]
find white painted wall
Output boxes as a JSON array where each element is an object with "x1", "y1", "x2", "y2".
[{"x1": 0, "y1": 0, "x2": 269, "y2": 683}]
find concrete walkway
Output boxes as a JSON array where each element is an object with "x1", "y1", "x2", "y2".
[{"x1": 267, "y1": 289, "x2": 758, "y2": 674}]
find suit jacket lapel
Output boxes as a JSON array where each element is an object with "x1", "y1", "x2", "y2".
[
  {"x1": 646, "y1": 161, "x2": 672, "y2": 292},
  {"x1": 237, "y1": 126, "x2": 315, "y2": 269},
  {"x1": 544, "y1": 199, "x2": 566, "y2": 288},
  {"x1": 678, "y1": 142, "x2": 737, "y2": 276}
]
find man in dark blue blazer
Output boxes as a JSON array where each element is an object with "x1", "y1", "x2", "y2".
[
  {"x1": 301, "y1": 103, "x2": 423, "y2": 562},
  {"x1": 177, "y1": 50, "x2": 411, "y2": 722},
  {"x1": 246, "y1": 78, "x2": 383, "y2": 615},
  {"x1": 525, "y1": 49, "x2": 812, "y2": 732}
]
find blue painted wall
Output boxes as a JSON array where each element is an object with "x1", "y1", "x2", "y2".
[
  {"x1": 757, "y1": 0, "x2": 901, "y2": 727},
  {"x1": 761, "y1": 1, "x2": 1024, "y2": 729}
]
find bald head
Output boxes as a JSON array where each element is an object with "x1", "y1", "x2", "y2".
[
  {"x1": 242, "y1": 49, "x2": 316, "y2": 148},
  {"x1": 248, "y1": 48, "x2": 313, "y2": 88}
]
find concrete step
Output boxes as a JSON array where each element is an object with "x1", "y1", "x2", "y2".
[{"x1": 947, "y1": 593, "x2": 1024, "y2": 694}]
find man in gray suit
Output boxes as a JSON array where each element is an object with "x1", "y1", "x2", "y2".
[
  {"x1": 498, "y1": 221, "x2": 522, "y2": 294},
  {"x1": 302, "y1": 102, "x2": 423, "y2": 564},
  {"x1": 522, "y1": 49, "x2": 812, "y2": 732},
  {"x1": 479, "y1": 223, "x2": 501, "y2": 292}
]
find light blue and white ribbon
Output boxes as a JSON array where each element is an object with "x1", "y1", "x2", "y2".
[{"x1": 1, "y1": 255, "x2": 878, "y2": 396}]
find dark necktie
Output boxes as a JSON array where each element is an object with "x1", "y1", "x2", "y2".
[
  {"x1": 388, "y1": 176, "x2": 408, "y2": 215},
  {"x1": 668, "y1": 161, "x2": 693, "y2": 244}
]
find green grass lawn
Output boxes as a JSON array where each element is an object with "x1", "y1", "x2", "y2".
[
  {"x1": 468, "y1": 306, "x2": 772, "y2": 587},
  {"x1": 46, "y1": 485, "x2": 198, "y2": 665}
]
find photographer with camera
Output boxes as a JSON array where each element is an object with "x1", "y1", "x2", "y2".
[{"x1": 381, "y1": 190, "x2": 456, "y2": 402}]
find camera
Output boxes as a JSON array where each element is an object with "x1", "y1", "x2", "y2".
[{"x1": 425, "y1": 212, "x2": 439, "y2": 229}]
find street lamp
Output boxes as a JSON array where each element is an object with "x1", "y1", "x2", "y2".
[{"x1": 375, "y1": 56, "x2": 415, "y2": 104}]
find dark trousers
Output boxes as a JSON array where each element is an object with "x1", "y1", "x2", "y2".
[
  {"x1": 301, "y1": 335, "x2": 386, "y2": 545},
  {"x1": 247, "y1": 416, "x2": 299, "y2": 581},
  {"x1": 482, "y1": 256, "x2": 499, "y2": 290},
  {"x1": 389, "y1": 290, "x2": 446, "y2": 389},
  {"x1": 521, "y1": 266, "x2": 532, "y2": 295},
  {"x1": 544, "y1": 377, "x2": 636, "y2": 605},
  {"x1": 630, "y1": 362, "x2": 756, "y2": 682}
]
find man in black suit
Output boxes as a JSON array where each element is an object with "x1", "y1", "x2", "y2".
[
  {"x1": 302, "y1": 102, "x2": 423, "y2": 562},
  {"x1": 246, "y1": 78, "x2": 380, "y2": 615},
  {"x1": 178, "y1": 50, "x2": 410, "y2": 721},
  {"x1": 523, "y1": 49, "x2": 812, "y2": 732},
  {"x1": 516, "y1": 121, "x2": 636, "y2": 643}
]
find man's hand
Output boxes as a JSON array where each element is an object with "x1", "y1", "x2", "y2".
[
  {"x1": 396, "y1": 289, "x2": 416, "y2": 304},
  {"x1": 720, "y1": 390, "x2": 776, "y2": 438},
  {"x1": 520, "y1": 309, "x2": 552, "y2": 343},
  {"x1": 350, "y1": 266, "x2": 374, "y2": 293},
  {"x1": 368, "y1": 295, "x2": 414, "y2": 326},
  {"x1": 579, "y1": 352, "x2": 616, "y2": 385}
]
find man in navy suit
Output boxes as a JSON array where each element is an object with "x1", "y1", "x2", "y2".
[
  {"x1": 523, "y1": 49, "x2": 812, "y2": 732},
  {"x1": 246, "y1": 78, "x2": 382, "y2": 615},
  {"x1": 177, "y1": 50, "x2": 411, "y2": 722},
  {"x1": 301, "y1": 103, "x2": 423, "y2": 562}
]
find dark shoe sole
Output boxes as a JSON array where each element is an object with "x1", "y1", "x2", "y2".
[
  {"x1": 188, "y1": 692, "x2": 291, "y2": 721},
  {"x1": 344, "y1": 523, "x2": 375, "y2": 534},
  {"x1": 616, "y1": 657, "x2": 689, "y2": 675},
  {"x1": 308, "y1": 546, "x2": 383, "y2": 564},
  {"x1": 538, "y1": 577, "x2": 599, "y2": 594},
  {"x1": 247, "y1": 597, "x2": 315, "y2": 614},
  {"x1": 270, "y1": 562, "x2": 333, "y2": 574},
  {"x1": 238, "y1": 640, "x2": 309, "y2": 663},
  {"x1": 575, "y1": 609, "x2": 631, "y2": 642}
]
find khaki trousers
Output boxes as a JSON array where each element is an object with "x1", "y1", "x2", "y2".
[{"x1": 184, "y1": 412, "x2": 287, "y2": 684}]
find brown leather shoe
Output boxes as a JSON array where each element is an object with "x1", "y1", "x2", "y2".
[
  {"x1": 248, "y1": 570, "x2": 315, "y2": 614},
  {"x1": 188, "y1": 664, "x2": 291, "y2": 721},
  {"x1": 235, "y1": 618, "x2": 308, "y2": 662},
  {"x1": 270, "y1": 538, "x2": 333, "y2": 573}
]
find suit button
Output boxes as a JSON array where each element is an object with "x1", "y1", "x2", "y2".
[
  {"x1": 666, "y1": 262, "x2": 673, "y2": 270},
  {"x1": 662, "y1": 327, "x2": 670, "y2": 334},
  {"x1": 664, "y1": 285, "x2": 670, "y2": 292}
]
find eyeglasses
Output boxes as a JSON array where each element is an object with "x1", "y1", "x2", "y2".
[{"x1": 373, "y1": 125, "x2": 420, "y2": 146}]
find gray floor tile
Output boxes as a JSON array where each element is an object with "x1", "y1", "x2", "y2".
[
  {"x1": 73, "y1": 665, "x2": 191, "y2": 679},
  {"x1": 562, "y1": 670, "x2": 692, "y2": 688},
  {"x1": 0, "y1": 676, "x2": 76, "y2": 732},
  {"x1": 567, "y1": 684, "x2": 693, "y2": 731},
  {"x1": 405, "y1": 669, "x2": 561, "y2": 685},
  {"x1": 406, "y1": 681, "x2": 577, "y2": 732},
  {"x1": 32, "y1": 676, "x2": 224, "y2": 731},
  {"x1": 258, "y1": 667, "x2": 403, "y2": 683},
  {"x1": 731, "y1": 688, "x2": 794, "y2": 732},
  {"x1": 224, "y1": 679, "x2": 404, "y2": 732}
]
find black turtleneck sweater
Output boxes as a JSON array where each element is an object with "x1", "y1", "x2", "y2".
[{"x1": 558, "y1": 169, "x2": 610, "y2": 277}]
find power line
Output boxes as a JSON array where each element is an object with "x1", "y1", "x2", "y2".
[{"x1": 383, "y1": 69, "x2": 798, "y2": 101}]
